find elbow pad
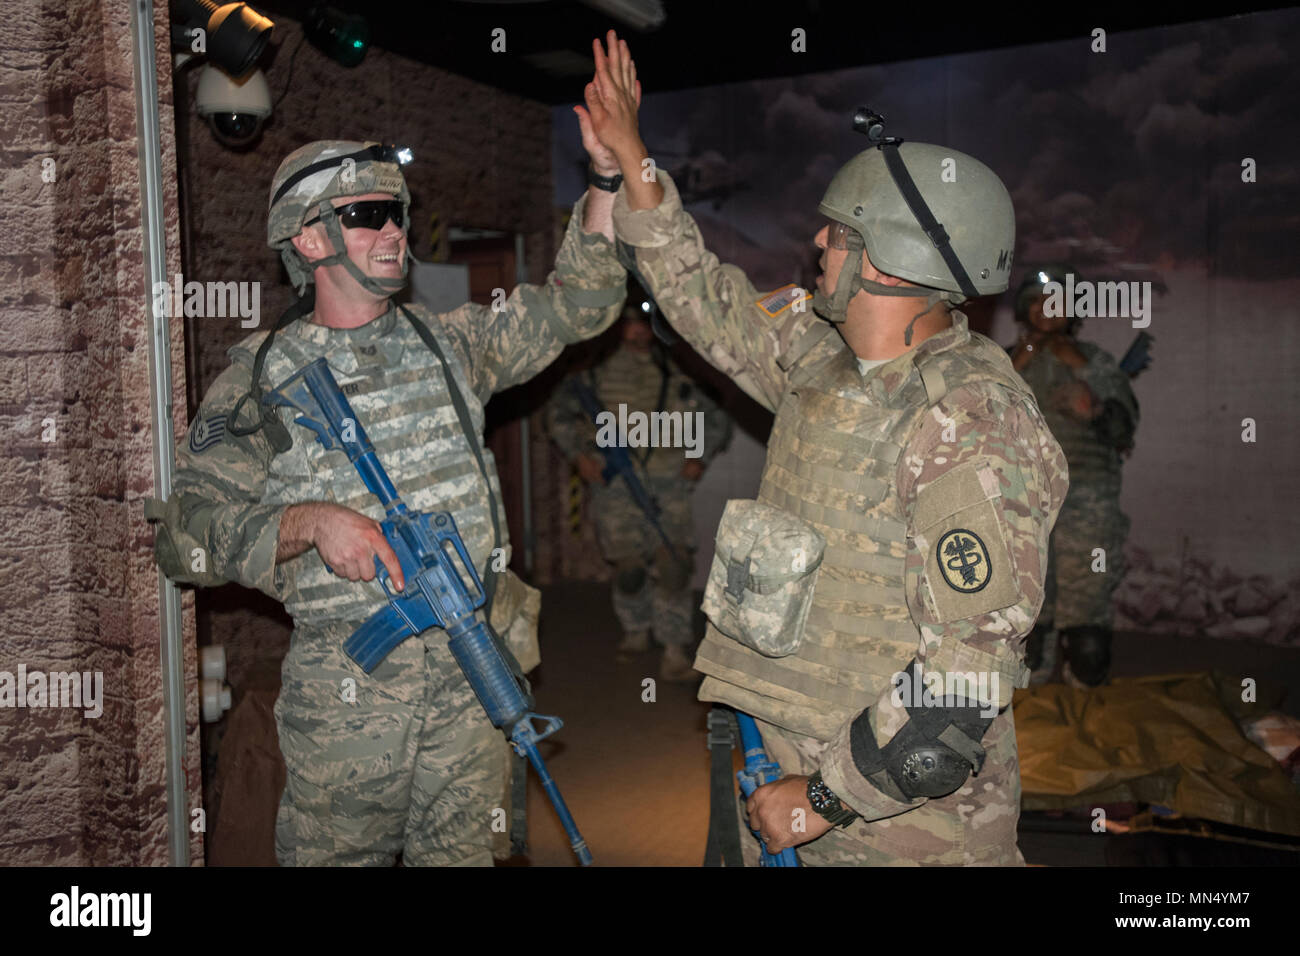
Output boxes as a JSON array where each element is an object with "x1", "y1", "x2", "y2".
[
  {"x1": 144, "y1": 494, "x2": 227, "y2": 588},
  {"x1": 849, "y1": 661, "x2": 996, "y2": 802}
]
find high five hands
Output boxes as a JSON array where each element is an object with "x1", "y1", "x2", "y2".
[
  {"x1": 574, "y1": 30, "x2": 643, "y2": 171},
  {"x1": 574, "y1": 30, "x2": 663, "y2": 210}
]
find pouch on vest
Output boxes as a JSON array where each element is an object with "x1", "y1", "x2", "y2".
[{"x1": 702, "y1": 499, "x2": 825, "y2": 658}]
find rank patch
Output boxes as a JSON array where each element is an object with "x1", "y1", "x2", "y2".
[
  {"x1": 936, "y1": 528, "x2": 991, "y2": 593},
  {"x1": 188, "y1": 414, "x2": 226, "y2": 453}
]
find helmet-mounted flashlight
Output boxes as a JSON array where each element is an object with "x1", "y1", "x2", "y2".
[{"x1": 852, "y1": 107, "x2": 902, "y2": 147}]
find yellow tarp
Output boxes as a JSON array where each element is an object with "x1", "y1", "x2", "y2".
[{"x1": 1013, "y1": 672, "x2": 1300, "y2": 838}]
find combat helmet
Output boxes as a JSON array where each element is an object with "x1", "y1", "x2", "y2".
[
  {"x1": 813, "y1": 108, "x2": 1016, "y2": 344},
  {"x1": 267, "y1": 140, "x2": 413, "y2": 296},
  {"x1": 1014, "y1": 264, "x2": 1082, "y2": 334}
]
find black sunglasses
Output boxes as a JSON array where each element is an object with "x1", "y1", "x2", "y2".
[{"x1": 305, "y1": 199, "x2": 405, "y2": 231}]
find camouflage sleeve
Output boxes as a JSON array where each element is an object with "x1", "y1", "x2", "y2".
[
  {"x1": 545, "y1": 374, "x2": 598, "y2": 463},
  {"x1": 440, "y1": 192, "x2": 627, "y2": 402},
  {"x1": 157, "y1": 357, "x2": 288, "y2": 599},
  {"x1": 612, "y1": 169, "x2": 821, "y2": 413},
  {"x1": 817, "y1": 385, "x2": 1069, "y2": 820}
]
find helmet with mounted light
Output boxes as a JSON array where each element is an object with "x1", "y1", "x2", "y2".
[{"x1": 267, "y1": 140, "x2": 414, "y2": 297}]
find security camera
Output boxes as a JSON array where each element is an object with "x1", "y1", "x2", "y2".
[{"x1": 196, "y1": 64, "x2": 271, "y2": 148}]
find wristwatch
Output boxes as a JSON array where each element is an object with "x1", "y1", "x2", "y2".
[
  {"x1": 587, "y1": 164, "x2": 623, "y2": 192},
  {"x1": 807, "y1": 771, "x2": 859, "y2": 828}
]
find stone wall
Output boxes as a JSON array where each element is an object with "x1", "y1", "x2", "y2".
[{"x1": 0, "y1": 0, "x2": 201, "y2": 865}]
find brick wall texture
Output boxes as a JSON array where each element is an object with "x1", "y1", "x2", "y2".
[{"x1": 0, "y1": 0, "x2": 202, "y2": 865}]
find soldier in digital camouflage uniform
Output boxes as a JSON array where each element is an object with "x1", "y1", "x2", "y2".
[
  {"x1": 547, "y1": 300, "x2": 732, "y2": 681},
  {"x1": 1009, "y1": 267, "x2": 1138, "y2": 687},
  {"x1": 584, "y1": 32, "x2": 1067, "y2": 865},
  {"x1": 148, "y1": 131, "x2": 627, "y2": 865}
]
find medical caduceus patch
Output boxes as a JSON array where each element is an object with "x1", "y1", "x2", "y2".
[{"x1": 936, "y1": 528, "x2": 991, "y2": 593}]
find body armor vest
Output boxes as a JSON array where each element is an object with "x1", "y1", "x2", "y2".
[
  {"x1": 591, "y1": 347, "x2": 702, "y2": 477},
  {"x1": 695, "y1": 317, "x2": 1039, "y2": 740},
  {"x1": 1017, "y1": 343, "x2": 1119, "y2": 485},
  {"x1": 231, "y1": 305, "x2": 507, "y2": 628}
]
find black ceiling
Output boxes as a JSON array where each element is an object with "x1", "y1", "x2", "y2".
[{"x1": 245, "y1": 0, "x2": 1286, "y2": 105}]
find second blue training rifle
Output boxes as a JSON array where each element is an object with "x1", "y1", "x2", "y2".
[
  {"x1": 735, "y1": 712, "x2": 799, "y2": 867},
  {"x1": 265, "y1": 357, "x2": 592, "y2": 866},
  {"x1": 569, "y1": 379, "x2": 680, "y2": 562}
]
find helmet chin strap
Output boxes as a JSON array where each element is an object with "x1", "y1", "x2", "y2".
[
  {"x1": 812, "y1": 236, "x2": 953, "y2": 346},
  {"x1": 305, "y1": 201, "x2": 409, "y2": 297}
]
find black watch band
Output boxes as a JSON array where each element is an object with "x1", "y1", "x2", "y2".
[
  {"x1": 807, "y1": 771, "x2": 859, "y2": 828},
  {"x1": 587, "y1": 165, "x2": 623, "y2": 193}
]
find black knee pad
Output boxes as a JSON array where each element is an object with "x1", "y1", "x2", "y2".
[
  {"x1": 1062, "y1": 626, "x2": 1112, "y2": 686},
  {"x1": 614, "y1": 562, "x2": 648, "y2": 595},
  {"x1": 1024, "y1": 622, "x2": 1050, "y2": 672}
]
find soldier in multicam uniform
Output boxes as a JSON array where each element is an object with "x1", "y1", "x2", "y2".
[
  {"x1": 1009, "y1": 267, "x2": 1139, "y2": 687},
  {"x1": 585, "y1": 30, "x2": 1067, "y2": 865},
  {"x1": 546, "y1": 299, "x2": 732, "y2": 681},
  {"x1": 148, "y1": 118, "x2": 629, "y2": 864}
]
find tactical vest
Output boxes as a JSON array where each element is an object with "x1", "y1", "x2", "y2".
[
  {"x1": 695, "y1": 316, "x2": 1040, "y2": 741},
  {"x1": 231, "y1": 305, "x2": 508, "y2": 628},
  {"x1": 591, "y1": 347, "x2": 701, "y2": 477},
  {"x1": 1017, "y1": 344, "x2": 1119, "y2": 485}
]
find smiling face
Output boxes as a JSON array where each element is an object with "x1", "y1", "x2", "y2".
[
  {"x1": 327, "y1": 191, "x2": 407, "y2": 283},
  {"x1": 290, "y1": 190, "x2": 407, "y2": 294}
]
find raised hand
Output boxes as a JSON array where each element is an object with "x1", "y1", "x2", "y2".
[{"x1": 574, "y1": 29, "x2": 644, "y2": 171}]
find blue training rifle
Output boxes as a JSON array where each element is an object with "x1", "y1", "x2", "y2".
[
  {"x1": 569, "y1": 379, "x2": 680, "y2": 563},
  {"x1": 735, "y1": 712, "x2": 800, "y2": 867},
  {"x1": 265, "y1": 357, "x2": 592, "y2": 866}
]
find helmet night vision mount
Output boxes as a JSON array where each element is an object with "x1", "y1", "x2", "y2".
[{"x1": 813, "y1": 107, "x2": 1014, "y2": 341}]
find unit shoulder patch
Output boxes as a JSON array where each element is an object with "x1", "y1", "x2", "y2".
[
  {"x1": 913, "y1": 459, "x2": 1020, "y2": 622},
  {"x1": 935, "y1": 528, "x2": 991, "y2": 593},
  {"x1": 755, "y1": 283, "x2": 811, "y2": 318}
]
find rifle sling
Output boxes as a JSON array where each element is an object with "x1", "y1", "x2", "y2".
[
  {"x1": 704, "y1": 707, "x2": 745, "y2": 867},
  {"x1": 398, "y1": 304, "x2": 504, "y2": 614}
]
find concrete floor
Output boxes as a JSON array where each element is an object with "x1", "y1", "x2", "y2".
[
  {"x1": 508, "y1": 582, "x2": 714, "y2": 866},
  {"x1": 513, "y1": 582, "x2": 1300, "y2": 867}
]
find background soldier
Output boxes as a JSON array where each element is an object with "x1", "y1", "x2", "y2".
[
  {"x1": 149, "y1": 122, "x2": 627, "y2": 864},
  {"x1": 547, "y1": 298, "x2": 732, "y2": 681},
  {"x1": 1010, "y1": 266, "x2": 1139, "y2": 686},
  {"x1": 584, "y1": 30, "x2": 1067, "y2": 864}
]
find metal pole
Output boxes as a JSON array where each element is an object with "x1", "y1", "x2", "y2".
[{"x1": 130, "y1": 0, "x2": 190, "y2": 866}]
